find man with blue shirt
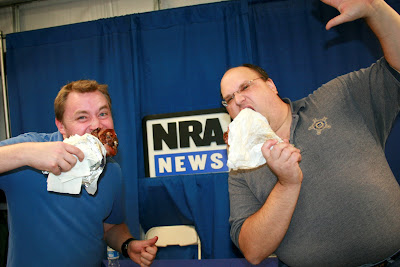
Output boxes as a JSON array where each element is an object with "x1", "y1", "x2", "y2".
[{"x1": 0, "y1": 80, "x2": 158, "y2": 266}]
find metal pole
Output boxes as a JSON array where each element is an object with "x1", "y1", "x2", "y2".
[
  {"x1": 12, "y1": 5, "x2": 20, "y2": 33},
  {"x1": 0, "y1": 31, "x2": 11, "y2": 139},
  {"x1": 154, "y1": 0, "x2": 160, "y2": 11}
]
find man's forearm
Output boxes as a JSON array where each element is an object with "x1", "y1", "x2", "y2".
[
  {"x1": 0, "y1": 143, "x2": 31, "y2": 173},
  {"x1": 238, "y1": 182, "x2": 301, "y2": 265},
  {"x1": 103, "y1": 223, "x2": 134, "y2": 252},
  {"x1": 366, "y1": 0, "x2": 400, "y2": 71}
]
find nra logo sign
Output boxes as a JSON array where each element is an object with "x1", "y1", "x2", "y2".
[{"x1": 143, "y1": 108, "x2": 231, "y2": 177}]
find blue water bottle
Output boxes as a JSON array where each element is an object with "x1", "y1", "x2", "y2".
[{"x1": 107, "y1": 246, "x2": 121, "y2": 267}]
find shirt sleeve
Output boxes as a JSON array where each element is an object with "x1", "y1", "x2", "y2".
[
  {"x1": 313, "y1": 57, "x2": 400, "y2": 147},
  {"x1": 228, "y1": 170, "x2": 265, "y2": 249},
  {"x1": 342, "y1": 58, "x2": 400, "y2": 146},
  {"x1": 0, "y1": 132, "x2": 61, "y2": 146}
]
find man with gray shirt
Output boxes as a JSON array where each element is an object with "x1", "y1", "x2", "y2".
[{"x1": 221, "y1": 0, "x2": 400, "y2": 266}]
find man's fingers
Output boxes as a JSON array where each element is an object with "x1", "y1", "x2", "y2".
[
  {"x1": 57, "y1": 156, "x2": 76, "y2": 173},
  {"x1": 288, "y1": 149, "x2": 302, "y2": 164},
  {"x1": 142, "y1": 236, "x2": 158, "y2": 247},
  {"x1": 64, "y1": 153, "x2": 79, "y2": 166},
  {"x1": 324, "y1": 1, "x2": 369, "y2": 30},
  {"x1": 266, "y1": 141, "x2": 301, "y2": 163},
  {"x1": 269, "y1": 141, "x2": 291, "y2": 156},
  {"x1": 261, "y1": 139, "x2": 279, "y2": 157},
  {"x1": 279, "y1": 145, "x2": 297, "y2": 161},
  {"x1": 64, "y1": 143, "x2": 85, "y2": 161},
  {"x1": 326, "y1": 15, "x2": 345, "y2": 30},
  {"x1": 144, "y1": 244, "x2": 158, "y2": 255},
  {"x1": 140, "y1": 253, "x2": 153, "y2": 264},
  {"x1": 50, "y1": 164, "x2": 62, "y2": 175},
  {"x1": 50, "y1": 144, "x2": 84, "y2": 174},
  {"x1": 140, "y1": 246, "x2": 158, "y2": 267}
]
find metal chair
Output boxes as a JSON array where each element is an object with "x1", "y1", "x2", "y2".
[{"x1": 145, "y1": 225, "x2": 201, "y2": 260}]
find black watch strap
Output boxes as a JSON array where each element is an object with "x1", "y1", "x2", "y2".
[{"x1": 121, "y1": 237, "x2": 135, "y2": 258}]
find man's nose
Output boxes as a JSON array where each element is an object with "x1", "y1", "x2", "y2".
[
  {"x1": 234, "y1": 92, "x2": 245, "y2": 105},
  {"x1": 90, "y1": 118, "x2": 101, "y2": 131}
]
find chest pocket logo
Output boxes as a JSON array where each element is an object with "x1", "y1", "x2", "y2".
[{"x1": 308, "y1": 117, "x2": 331, "y2": 135}]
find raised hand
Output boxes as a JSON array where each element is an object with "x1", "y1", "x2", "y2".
[
  {"x1": 321, "y1": 0, "x2": 375, "y2": 29},
  {"x1": 261, "y1": 139, "x2": 303, "y2": 186},
  {"x1": 321, "y1": 0, "x2": 400, "y2": 72}
]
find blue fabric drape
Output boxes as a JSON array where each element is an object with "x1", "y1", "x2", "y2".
[
  {"x1": 5, "y1": 0, "x2": 400, "y2": 259},
  {"x1": 248, "y1": 0, "x2": 383, "y2": 99},
  {"x1": 139, "y1": 173, "x2": 240, "y2": 259}
]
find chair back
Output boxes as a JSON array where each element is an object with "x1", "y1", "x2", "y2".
[{"x1": 145, "y1": 225, "x2": 201, "y2": 259}]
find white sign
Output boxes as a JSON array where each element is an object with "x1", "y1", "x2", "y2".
[{"x1": 143, "y1": 108, "x2": 231, "y2": 177}]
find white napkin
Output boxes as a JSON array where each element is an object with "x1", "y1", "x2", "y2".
[
  {"x1": 227, "y1": 108, "x2": 283, "y2": 170},
  {"x1": 46, "y1": 133, "x2": 106, "y2": 195}
]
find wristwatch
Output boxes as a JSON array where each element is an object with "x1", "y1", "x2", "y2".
[{"x1": 121, "y1": 237, "x2": 135, "y2": 258}]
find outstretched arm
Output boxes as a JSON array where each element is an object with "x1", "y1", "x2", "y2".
[
  {"x1": 322, "y1": 0, "x2": 400, "y2": 71},
  {"x1": 0, "y1": 142, "x2": 84, "y2": 175}
]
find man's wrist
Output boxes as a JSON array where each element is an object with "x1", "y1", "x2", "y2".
[{"x1": 121, "y1": 237, "x2": 135, "y2": 258}]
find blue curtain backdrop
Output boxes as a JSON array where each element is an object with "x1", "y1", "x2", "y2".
[{"x1": 5, "y1": 0, "x2": 400, "y2": 259}]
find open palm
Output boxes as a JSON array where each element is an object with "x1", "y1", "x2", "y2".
[{"x1": 321, "y1": 0, "x2": 375, "y2": 29}]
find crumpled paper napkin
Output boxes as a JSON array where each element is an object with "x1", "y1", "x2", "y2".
[
  {"x1": 227, "y1": 108, "x2": 283, "y2": 170},
  {"x1": 46, "y1": 133, "x2": 106, "y2": 195}
]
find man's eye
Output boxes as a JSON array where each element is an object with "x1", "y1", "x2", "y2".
[
  {"x1": 78, "y1": 116, "x2": 87, "y2": 120},
  {"x1": 242, "y1": 84, "x2": 250, "y2": 91}
]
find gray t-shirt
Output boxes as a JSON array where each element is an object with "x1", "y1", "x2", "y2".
[{"x1": 228, "y1": 58, "x2": 400, "y2": 266}]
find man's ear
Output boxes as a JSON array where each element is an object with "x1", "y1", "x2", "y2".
[
  {"x1": 55, "y1": 118, "x2": 66, "y2": 136},
  {"x1": 266, "y1": 78, "x2": 278, "y2": 94}
]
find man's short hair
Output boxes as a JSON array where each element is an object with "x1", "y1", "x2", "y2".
[
  {"x1": 54, "y1": 80, "x2": 112, "y2": 122},
  {"x1": 242, "y1": 63, "x2": 269, "y2": 80}
]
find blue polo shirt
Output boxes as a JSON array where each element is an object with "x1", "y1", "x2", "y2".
[{"x1": 0, "y1": 131, "x2": 124, "y2": 267}]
